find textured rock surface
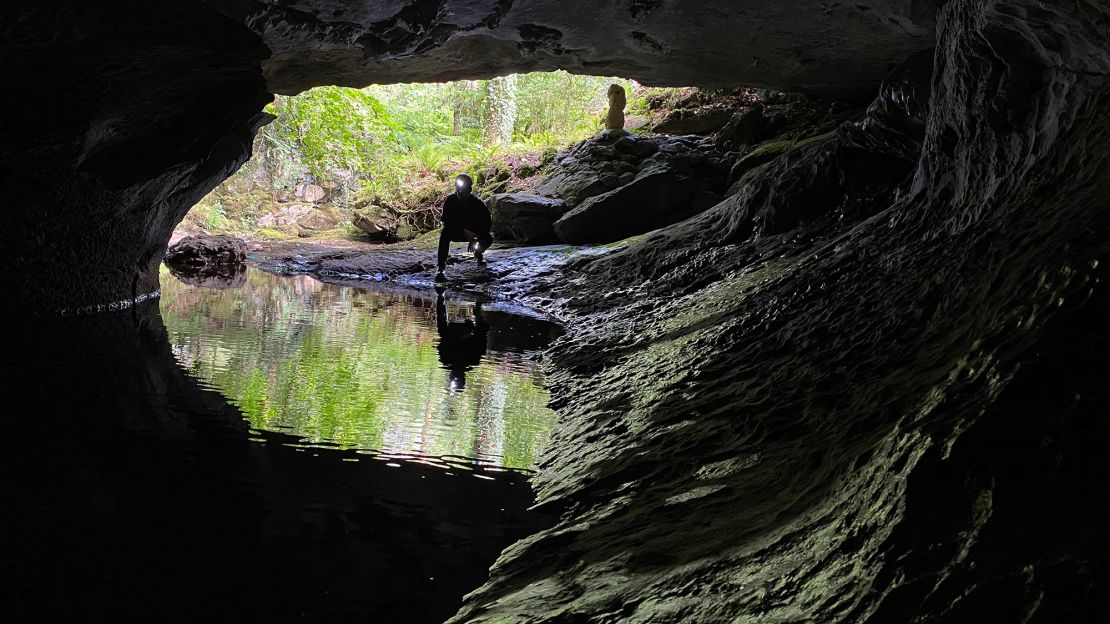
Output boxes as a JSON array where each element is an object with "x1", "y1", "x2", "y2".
[
  {"x1": 553, "y1": 169, "x2": 698, "y2": 244},
  {"x1": 446, "y1": 1, "x2": 1110, "y2": 621},
  {"x1": 489, "y1": 193, "x2": 568, "y2": 244},
  {"x1": 537, "y1": 132, "x2": 733, "y2": 243},
  {"x1": 209, "y1": 0, "x2": 935, "y2": 98},
  {"x1": 3, "y1": 2, "x2": 272, "y2": 313},
  {"x1": 165, "y1": 234, "x2": 248, "y2": 269}
]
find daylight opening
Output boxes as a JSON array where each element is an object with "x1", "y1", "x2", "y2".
[{"x1": 176, "y1": 71, "x2": 689, "y2": 243}]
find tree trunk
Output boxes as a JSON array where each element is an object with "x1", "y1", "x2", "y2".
[{"x1": 484, "y1": 74, "x2": 517, "y2": 147}]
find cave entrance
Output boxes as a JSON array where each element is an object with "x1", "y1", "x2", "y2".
[
  {"x1": 175, "y1": 71, "x2": 653, "y2": 245},
  {"x1": 164, "y1": 71, "x2": 666, "y2": 470}
]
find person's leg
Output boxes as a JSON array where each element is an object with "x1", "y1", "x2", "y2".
[{"x1": 437, "y1": 228, "x2": 452, "y2": 272}]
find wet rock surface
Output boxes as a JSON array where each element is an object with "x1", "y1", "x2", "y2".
[{"x1": 249, "y1": 239, "x2": 607, "y2": 305}]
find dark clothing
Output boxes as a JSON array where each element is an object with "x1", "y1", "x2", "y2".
[
  {"x1": 438, "y1": 229, "x2": 493, "y2": 270},
  {"x1": 435, "y1": 294, "x2": 489, "y2": 389},
  {"x1": 442, "y1": 193, "x2": 492, "y2": 232},
  {"x1": 438, "y1": 193, "x2": 492, "y2": 269}
]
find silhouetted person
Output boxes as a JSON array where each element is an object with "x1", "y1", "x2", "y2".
[
  {"x1": 435, "y1": 287, "x2": 489, "y2": 391},
  {"x1": 436, "y1": 174, "x2": 493, "y2": 282}
]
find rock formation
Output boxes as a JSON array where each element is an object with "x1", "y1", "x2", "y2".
[
  {"x1": 534, "y1": 132, "x2": 733, "y2": 243},
  {"x1": 165, "y1": 234, "x2": 247, "y2": 270},
  {"x1": 488, "y1": 193, "x2": 568, "y2": 244},
  {"x1": 605, "y1": 84, "x2": 627, "y2": 130},
  {"x1": 448, "y1": 2, "x2": 1110, "y2": 621},
  {"x1": 6, "y1": 0, "x2": 1110, "y2": 622}
]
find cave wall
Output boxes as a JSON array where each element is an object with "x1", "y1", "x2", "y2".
[
  {"x1": 2, "y1": 2, "x2": 272, "y2": 312},
  {"x1": 447, "y1": 0, "x2": 1110, "y2": 621},
  {"x1": 207, "y1": 0, "x2": 936, "y2": 97}
]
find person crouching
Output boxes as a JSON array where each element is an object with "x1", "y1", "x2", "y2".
[{"x1": 436, "y1": 173, "x2": 493, "y2": 282}]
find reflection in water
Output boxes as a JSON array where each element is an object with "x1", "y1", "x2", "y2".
[
  {"x1": 3, "y1": 300, "x2": 556, "y2": 622},
  {"x1": 436, "y1": 286, "x2": 488, "y2": 392},
  {"x1": 158, "y1": 266, "x2": 561, "y2": 469}
]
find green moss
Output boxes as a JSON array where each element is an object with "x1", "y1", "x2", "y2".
[
  {"x1": 256, "y1": 228, "x2": 291, "y2": 240},
  {"x1": 745, "y1": 139, "x2": 797, "y2": 161}
]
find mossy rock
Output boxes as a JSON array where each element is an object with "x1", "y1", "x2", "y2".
[
  {"x1": 730, "y1": 131, "x2": 835, "y2": 182},
  {"x1": 256, "y1": 228, "x2": 291, "y2": 240}
]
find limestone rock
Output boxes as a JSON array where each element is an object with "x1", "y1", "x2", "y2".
[
  {"x1": 255, "y1": 203, "x2": 313, "y2": 229},
  {"x1": 537, "y1": 131, "x2": 732, "y2": 215},
  {"x1": 489, "y1": 193, "x2": 568, "y2": 244},
  {"x1": 351, "y1": 206, "x2": 396, "y2": 241},
  {"x1": 294, "y1": 182, "x2": 325, "y2": 202},
  {"x1": 715, "y1": 106, "x2": 778, "y2": 149}
]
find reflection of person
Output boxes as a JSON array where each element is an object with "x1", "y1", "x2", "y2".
[
  {"x1": 436, "y1": 174, "x2": 493, "y2": 282},
  {"x1": 435, "y1": 287, "x2": 489, "y2": 391}
]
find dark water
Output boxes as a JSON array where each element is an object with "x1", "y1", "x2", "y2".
[
  {"x1": 159, "y1": 266, "x2": 561, "y2": 470},
  {"x1": 1, "y1": 268, "x2": 562, "y2": 623}
]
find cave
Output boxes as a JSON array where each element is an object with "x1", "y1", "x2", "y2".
[{"x1": 4, "y1": 1, "x2": 1110, "y2": 622}]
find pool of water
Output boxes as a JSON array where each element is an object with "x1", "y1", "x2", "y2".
[
  {"x1": 2, "y1": 266, "x2": 562, "y2": 622},
  {"x1": 159, "y1": 265, "x2": 562, "y2": 470}
]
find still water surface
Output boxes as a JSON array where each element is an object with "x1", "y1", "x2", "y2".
[
  {"x1": 159, "y1": 265, "x2": 561, "y2": 470},
  {"x1": 2, "y1": 267, "x2": 561, "y2": 622}
]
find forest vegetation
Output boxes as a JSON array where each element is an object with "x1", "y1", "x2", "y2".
[{"x1": 180, "y1": 72, "x2": 687, "y2": 242}]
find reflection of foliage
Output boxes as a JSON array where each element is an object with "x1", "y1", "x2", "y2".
[{"x1": 158, "y1": 266, "x2": 556, "y2": 469}]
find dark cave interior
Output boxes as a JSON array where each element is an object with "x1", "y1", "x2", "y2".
[{"x1": 2, "y1": 1, "x2": 1109, "y2": 622}]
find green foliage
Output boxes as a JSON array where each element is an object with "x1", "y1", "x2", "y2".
[
  {"x1": 197, "y1": 199, "x2": 229, "y2": 231},
  {"x1": 186, "y1": 73, "x2": 682, "y2": 241}
]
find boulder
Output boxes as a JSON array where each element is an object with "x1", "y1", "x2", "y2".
[
  {"x1": 164, "y1": 235, "x2": 247, "y2": 270},
  {"x1": 296, "y1": 205, "x2": 342, "y2": 231},
  {"x1": 351, "y1": 206, "x2": 396, "y2": 241},
  {"x1": 715, "y1": 106, "x2": 780, "y2": 149},
  {"x1": 255, "y1": 203, "x2": 313, "y2": 229},
  {"x1": 553, "y1": 170, "x2": 697, "y2": 244},
  {"x1": 489, "y1": 193, "x2": 568, "y2": 244},
  {"x1": 614, "y1": 135, "x2": 658, "y2": 158},
  {"x1": 534, "y1": 170, "x2": 610, "y2": 208},
  {"x1": 652, "y1": 108, "x2": 734, "y2": 135},
  {"x1": 294, "y1": 183, "x2": 326, "y2": 202}
]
